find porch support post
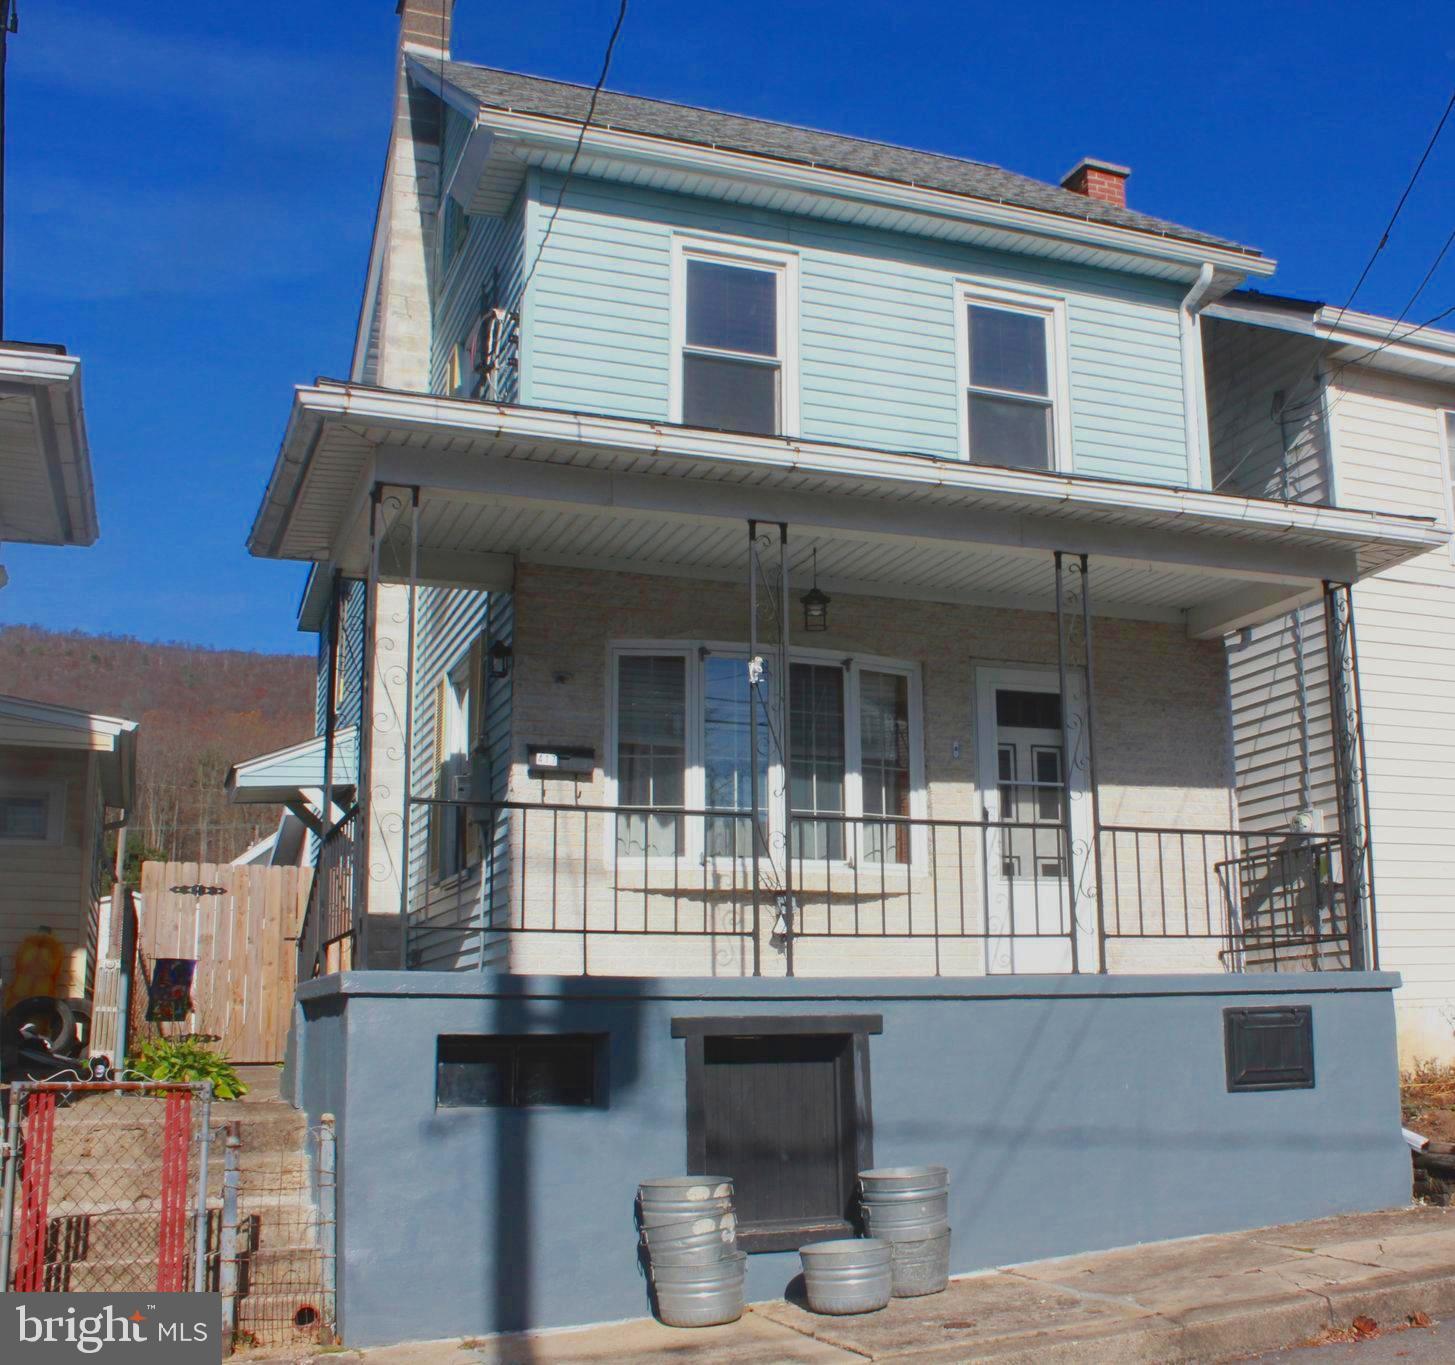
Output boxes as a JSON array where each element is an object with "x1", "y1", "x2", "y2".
[
  {"x1": 398, "y1": 488, "x2": 420, "y2": 969},
  {"x1": 1055, "y1": 552, "x2": 1104, "y2": 973},
  {"x1": 747, "y1": 521, "x2": 763, "y2": 977},
  {"x1": 777, "y1": 522, "x2": 793, "y2": 979},
  {"x1": 354, "y1": 487, "x2": 382, "y2": 965},
  {"x1": 321, "y1": 570, "x2": 340, "y2": 835},
  {"x1": 1054, "y1": 552, "x2": 1080, "y2": 974},
  {"x1": 1077, "y1": 554, "x2": 1109, "y2": 973},
  {"x1": 1322, "y1": 580, "x2": 1377, "y2": 970}
]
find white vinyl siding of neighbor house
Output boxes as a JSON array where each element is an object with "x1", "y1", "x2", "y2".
[
  {"x1": 0, "y1": 748, "x2": 93, "y2": 994},
  {"x1": 1202, "y1": 317, "x2": 1333, "y2": 504},
  {"x1": 519, "y1": 171, "x2": 1196, "y2": 487},
  {"x1": 1325, "y1": 366, "x2": 1455, "y2": 1055}
]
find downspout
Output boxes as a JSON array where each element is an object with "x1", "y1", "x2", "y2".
[{"x1": 1180, "y1": 264, "x2": 1219, "y2": 489}]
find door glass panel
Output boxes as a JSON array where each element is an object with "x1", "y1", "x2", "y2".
[{"x1": 994, "y1": 687, "x2": 1066, "y2": 884}]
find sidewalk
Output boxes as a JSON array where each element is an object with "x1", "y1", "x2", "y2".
[{"x1": 254, "y1": 1205, "x2": 1455, "y2": 1364}]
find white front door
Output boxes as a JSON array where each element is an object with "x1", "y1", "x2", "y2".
[{"x1": 975, "y1": 666, "x2": 1094, "y2": 974}]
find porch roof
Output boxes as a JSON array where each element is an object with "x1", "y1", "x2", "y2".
[
  {"x1": 249, "y1": 382, "x2": 1448, "y2": 637},
  {"x1": 225, "y1": 726, "x2": 358, "y2": 806},
  {"x1": 0, "y1": 694, "x2": 137, "y2": 809},
  {"x1": 0, "y1": 343, "x2": 97, "y2": 549}
]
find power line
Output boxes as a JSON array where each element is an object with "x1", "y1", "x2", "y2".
[
  {"x1": 1266, "y1": 83, "x2": 1455, "y2": 433},
  {"x1": 515, "y1": 0, "x2": 629, "y2": 305}
]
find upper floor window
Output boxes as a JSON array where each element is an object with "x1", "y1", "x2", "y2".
[
  {"x1": 671, "y1": 239, "x2": 798, "y2": 437},
  {"x1": 955, "y1": 283, "x2": 1070, "y2": 472}
]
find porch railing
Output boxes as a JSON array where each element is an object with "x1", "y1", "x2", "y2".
[
  {"x1": 406, "y1": 799, "x2": 1354, "y2": 974},
  {"x1": 297, "y1": 807, "x2": 359, "y2": 978}
]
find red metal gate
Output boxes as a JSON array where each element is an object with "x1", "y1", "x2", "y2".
[{"x1": 1, "y1": 1078, "x2": 213, "y2": 1293}]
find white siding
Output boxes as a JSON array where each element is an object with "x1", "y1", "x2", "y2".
[
  {"x1": 1330, "y1": 366, "x2": 1455, "y2": 1058},
  {"x1": 1203, "y1": 317, "x2": 1332, "y2": 504}
]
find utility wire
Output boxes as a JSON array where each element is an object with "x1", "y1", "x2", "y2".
[
  {"x1": 516, "y1": 0, "x2": 629, "y2": 304},
  {"x1": 1266, "y1": 84, "x2": 1455, "y2": 431}
]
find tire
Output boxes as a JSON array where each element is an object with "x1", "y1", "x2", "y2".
[{"x1": 3, "y1": 996, "x2": 78, "y2": 1055}]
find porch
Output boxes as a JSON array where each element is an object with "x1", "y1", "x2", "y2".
[{"x1": 249, "y1": 383, "x2": 1446, "y2": 980}]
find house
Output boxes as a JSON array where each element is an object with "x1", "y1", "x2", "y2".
[
  {"x1": 1207, "y1": 295, "x2": 1455, "y2": 1062},
  {"x1": 0, "y1": 341, "x2": 96, "y2": 587},
  {"x1": 258, "y1": 2, "x2": 1440, "y2": 1347},
  {"x1": 0, "y1": 695, "x2": 136, "y2": 1021}
]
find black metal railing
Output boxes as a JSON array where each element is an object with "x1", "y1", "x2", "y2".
[
  {"x1": 1098, "y1": 825, "x2": 1352, "y2": 969},
  {"x1": 298, "y1": 808, "x2": 360, "y2": 978},
  {"x1": 403, "y1": 800, "x2": 1355, "y2": 975}
]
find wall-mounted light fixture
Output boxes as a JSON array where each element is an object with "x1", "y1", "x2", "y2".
[
  {"x1": 801, "y1": 548, "x2": 831, "y2": 633},
  {"x1": 488, "y1": 639, "x2": 514, "y2": 679}
]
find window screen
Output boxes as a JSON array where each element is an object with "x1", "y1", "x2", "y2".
[
  {"x1": 703, "y1": 655, "x2": 770, "y2": 857},
  {"x1": 616, "y1": 654, "x2": 686, "y2": 857},
  {"x1": 860, "y1": 670, "x2": 910, "y2": 863},
  {"x1": 0, "y1": 794, "x2": 50, "y2": 841},
  {"x1": 965, "y1": 303, "x2": 1054, "y2": 470},
  {"x1": 682, "y1": 259, "x2": 781, "y2": 436}
]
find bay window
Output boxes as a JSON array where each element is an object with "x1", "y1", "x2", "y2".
[
  {"x1": 610, "y1": 645, "x2": 921, "y2": 865},
  {"x1": 671, "y1": 239, "x2": 798, "y2": 437},
  {"x1": 955, "y1": 283, "x2": 1069, "y2": 471}
]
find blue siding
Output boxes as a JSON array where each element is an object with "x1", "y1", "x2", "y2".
[
  {"x1": 521, "y1": 172, "x2": 1193, "y2": 487},
  {"x1": 315, "y1": 577, "x2": 367, "y2": 739}
]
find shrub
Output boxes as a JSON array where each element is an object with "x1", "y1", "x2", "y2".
[{"x1": 128, "y1": 1037, "x2": 249, "y2": 1100}]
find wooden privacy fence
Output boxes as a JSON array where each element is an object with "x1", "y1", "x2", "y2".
[{"x1": 136, "y1": 862, "x2": 311, "y2": 1064}]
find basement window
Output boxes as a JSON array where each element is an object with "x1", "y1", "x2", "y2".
[
  {"x1": 436, "y1": 1034, "x2": 603, "y2": 1108},
  {"x1": 673, "y1": 1015, "x2": 880, "y2": 1251},
  {"x1": 1224, "y1": 1007, "x2": 1315, "y2": 1092}
]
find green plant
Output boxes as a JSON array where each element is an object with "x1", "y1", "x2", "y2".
[{"x1": 128, "y1": 1037, "x2": 249, "y2": 1100}]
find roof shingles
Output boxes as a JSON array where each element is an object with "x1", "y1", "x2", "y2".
[{"x1": 440, "y1": 62, "x2": 1255, "y2": 256}]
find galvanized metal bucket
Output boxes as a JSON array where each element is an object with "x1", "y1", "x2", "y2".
[
  {"x1": 799, "y1": 1238, "x2": 893, "y2": 1315},
  {"x1": 651, "y1": 1249, "x2": 747, "y2": 1328},
  {"x1": 638, "y1": 1176, "x2": 735, "y2": 1230},
  {"x1": 642, "y1": 1215, "x2": 738, "y2": 1265},
  {"x1": 858, "y1": 1166, "x2": 949, "y2": 1241},
  {"x1": 889, "y1": 1227, "x2": 951, "y2": 1297}
]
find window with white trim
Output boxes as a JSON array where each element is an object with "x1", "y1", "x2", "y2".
[
  {"x1": 0, "y1": 781, "x2": 64, "y2": 845},
  {"x1": 609, "y1": 645, "x2": 922, "y2": 865},
  {"x1": 431, "y1": 653, "x2": 477, "y2": 880},
  {"x1": 955, "y1": 284, "x2": 1068, "y2": 471},
  {"x1": 671, "y1": 240, "x2": 798, "y2": 437}
]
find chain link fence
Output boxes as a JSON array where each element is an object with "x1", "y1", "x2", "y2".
[{"x1": 0, "y1": 1078, "x2": 213, "y2": 1294}]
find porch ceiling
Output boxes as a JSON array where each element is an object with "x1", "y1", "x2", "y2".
[{"x1": 249, "y1": 382, "x2": 1448, "y2": 637}]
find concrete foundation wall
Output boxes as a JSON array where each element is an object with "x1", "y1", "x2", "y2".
[{"x1": 290, "y1": 970, "x2": 1410, "y2": 1348}]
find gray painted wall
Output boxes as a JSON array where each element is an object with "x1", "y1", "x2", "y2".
[{"x1": 289, "y1": 971, "x2": 1409, "y2": 1348}]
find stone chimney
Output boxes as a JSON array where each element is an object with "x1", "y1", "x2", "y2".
[
  {"x1": 375, "y1": 1, "x2": 456, "y2": 392},
  {"x1": 1060, "y1": 157, "x2": 1131, "y2": 209}
]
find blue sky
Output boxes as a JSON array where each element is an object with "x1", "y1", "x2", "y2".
[{"x1": 1, "y1": 0, "x2": 1452, "y2": 655}]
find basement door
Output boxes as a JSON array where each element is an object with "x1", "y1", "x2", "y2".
[{"x1": 975, "y1": 666, "x2": 1094, "y2": 974}]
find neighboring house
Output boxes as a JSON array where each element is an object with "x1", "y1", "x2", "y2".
[
  {"x1": 0, "y1": 695, "x2": 136, "y2": 1008},
  {"x1": 1207, "y1": 296, "x2": 1455, "y2": 1062},
  {"x1": 0, "y1": 340, "x2": 96, "y2": 586},
  {"x1": 251, "y1": 3, "x2": 1441, "y2": 1347}
]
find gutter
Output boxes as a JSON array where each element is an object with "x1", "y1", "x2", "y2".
[{"x1": 1179, "y1": 264, "x2": 1221, "y2": 488}]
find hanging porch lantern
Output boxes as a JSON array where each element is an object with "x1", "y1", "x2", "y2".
[
  {"x1": 801, "y1": 548, "x2": 831, "y2": 632},
  {"x1": 488, "y1": 639, "x2": 514, "y2": 679}
]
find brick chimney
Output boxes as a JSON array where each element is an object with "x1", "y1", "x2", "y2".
[
  {"x1": 397, "y1": 0, "x2": 453, "y2": 57},
  {"x1": 375, "y1": 0, "x2": 456, "y2": 392},
  {"x1": 1060, "y1": 157, "x2": 1131, "y2": 209}
]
